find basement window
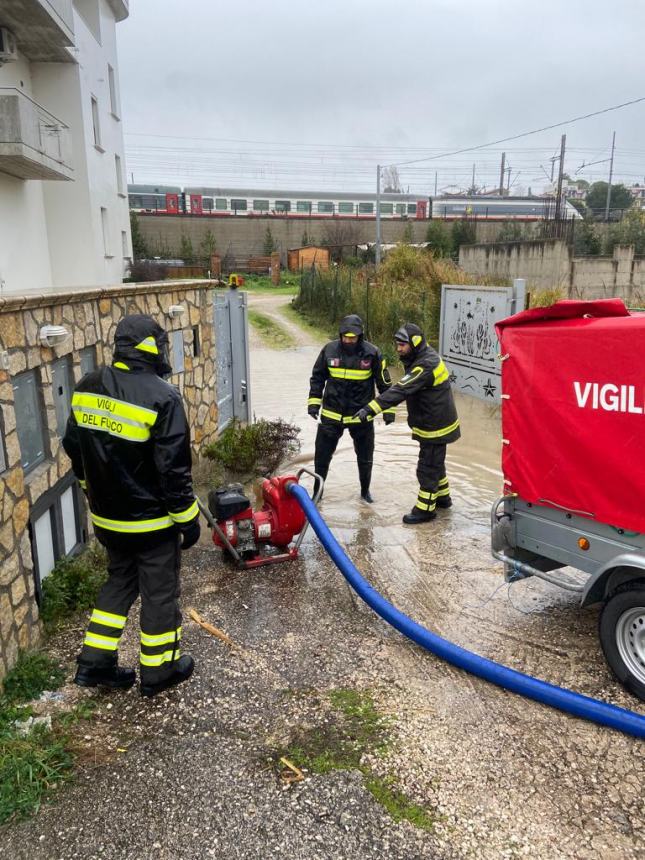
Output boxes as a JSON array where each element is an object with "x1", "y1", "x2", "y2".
[{"x1": 31, "y1": 474, "x2": 84, "y2": 590}]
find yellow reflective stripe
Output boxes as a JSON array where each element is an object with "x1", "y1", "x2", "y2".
[
  {"x1": 90, "y1": 609, "x2": 127, "y2": 629},
  {"x1": 308, "y1": 397, "x2": 322, "y2": 405},
  {"x1": 141, "y1": 628, "x2": 182, "y2": 647},
  {"x1": 343, "y1": 414, "x2": 374, "y2": 424},
  {"x1": 411, "y1": 419, "x2": 460, "y2": 439},
  {"x1": 436, "y1": 487, "x2": 450, "y2": 497},
  {"x1": 400, "y1": 366, "x2": 424, "y2": 386},
  {"x1": 415, "y1": 501, "x2": 435, "y2": 512},
  {"x1": 72, "y1": 393, "x2": 158, "y2": 427},
  {"x1": 135, "y1": 336, "x2": 158, "y2": 355},
  {"x1": 418, "y1": 490, "x2": 432, "y2": 500},
  {"x1": 328, "y1": 367, "x2": 372, "y2": 380},
  {"x1": 382, "y1": 408, "x2": 396, "y2": 415},
  {"x1": 73, "y1": 409, "x2": 151, "y2": 442},
  {"x1": 79, "y1": 479, "x2": 87, "y2": 489},
  {"x1": 368, "y1": 399, "x2": 382, "y2": 415},
  {"x1": 169, "y1": 501, "x2": 198, "y2": 524},
  {"x1": 433, "y1": 361, "x2": 449, "y2": 386},
  {"x1": 140, "y1": 649, "x2": 179, "y2": 667},
  {"x1": 84, "y1": 632, "x2": 120, "y2": 651},
  {"x1": 438, "y1": 477, "x2": 449, "y2": 486},
  {"x1": 321, "y1": 408, "x2": 342, "y2": 421},
  {"x1": 113, "y1": 361, "x2": 130, "y2": 370},
  {"x1": 90, "y1": 512, "x2": 173, "y2": 533}
]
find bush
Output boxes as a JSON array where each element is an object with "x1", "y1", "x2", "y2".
[
  {"x1": 40, "y1": 542, "x2": 108, "y2": 629},
  {"x1": 203, "y1": 418, "x2": 301, "y2": 478},
  {"x1": 127, "y1": 260, "x2": 169, "y2": 282},
  {"x1": 425, "y1": 221, "x2": 452, "y2": 257}
]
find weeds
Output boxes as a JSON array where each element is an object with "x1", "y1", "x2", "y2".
[
  {"x1": 203, "y1": 418, "x2": 301, "y2": 477},
  {"x1": 1, "y1": 653, "x2": 65, "y2": 707},
  {"x1": 248, "y1": 310, "x2": 296, "y2": 349},
  {"x1": 40, "y1": 542, "x2": 108, "y2": 630}
]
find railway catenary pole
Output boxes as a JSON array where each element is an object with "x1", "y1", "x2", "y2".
[
  {"x1": 499, "y1": 152, "x2": 506, "y2": 196},
  {"x1": 604, "y1": 131, "x2": 616, "y2": 221},
  {"x1": 375, "y1": 164, "x2": 382, "y2": 267},
  {"x1": 555, "y1": 134, "x2": 566, "y2": 220}
]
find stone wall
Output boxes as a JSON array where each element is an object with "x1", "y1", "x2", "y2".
[{"x1": 0, "y1": 280, "x2": 217, "y2": 680}]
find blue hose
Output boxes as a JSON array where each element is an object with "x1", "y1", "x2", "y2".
[{"x1": 289, "y1": 482, "x2": 645, "y2": 740}]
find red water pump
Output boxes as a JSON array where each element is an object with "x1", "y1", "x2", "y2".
[{"x1": 206, "y1": 475, "x2": 307, "y2": 569}]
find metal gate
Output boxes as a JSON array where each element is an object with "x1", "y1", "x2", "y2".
[
  {"x1": 213, "y1": 288, "x2": 251, "y2": 430},
  {"x1": 438, "y1": 279, "x2": 526, "y2": 403}
]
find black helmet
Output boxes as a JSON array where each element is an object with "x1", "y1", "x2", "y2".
[
  {"x1": 114, "y1": 314, "x2": 172, "y2": 378},
  {"x1": 339, "y1": 314, "x2": 364, "y2": 338}
]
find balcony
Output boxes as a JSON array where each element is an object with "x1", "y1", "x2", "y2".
[
  {"x1": 0, "y1": 0, "x2": 75, "y2": 63},
  {"x1": 0, "y1": 89, "x2": 73, "y2": 181},
  {"x1": 107, "y1": 0, "x2": 129, "y2": 22}
]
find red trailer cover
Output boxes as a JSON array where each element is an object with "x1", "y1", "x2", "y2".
[{"x1": 495, "y1": 299, "x2": 645, "y2": 533}]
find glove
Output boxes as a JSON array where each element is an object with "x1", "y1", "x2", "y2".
[
  {"x1": 308, "y1": 406, "x2": 320, "y2": 420},
  {"x1": 383, "y1": 413, "x2": 395, "y2": 425},
  {"x1": 180, "y1": 519, "x2": 201, "y2": 551},
  {"x1": 353, "y1": 407, "x2": 370, "y2": 423}
]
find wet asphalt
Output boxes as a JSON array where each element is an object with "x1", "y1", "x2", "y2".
[{"x1": 2, "y1": 292, "x2": 643, "y2": 860}]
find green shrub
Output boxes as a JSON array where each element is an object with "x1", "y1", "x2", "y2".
[
  {"x1": 40, "y1": 542, "x2": 108, "y2": 629},
  {"x1": 203, "y1": 418, "x2": 301, "y2": 477}
]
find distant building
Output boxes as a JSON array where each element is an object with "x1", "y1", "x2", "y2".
[{"x1": 0, "y1": 0, "x2": 131, "y2": 293}]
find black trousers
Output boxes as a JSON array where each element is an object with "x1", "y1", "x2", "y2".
[
  {"x1": 414, "y1": 442, "x2": 450, "y2": 512},
  {"x1": 314, "y1": 420, "x2": 374, "y2": 493},
  {"x1": 79, "y1": 533, "x2": 182, "y2": 684}
]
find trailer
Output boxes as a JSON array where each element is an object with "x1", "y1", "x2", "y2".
[{"x1": 491, "y1": 299, "x2": 645, "y2": 700}]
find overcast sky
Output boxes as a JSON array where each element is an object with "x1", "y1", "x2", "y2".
[{"x1": 117, "y1": 0, "x2": 645, "y2": 195}]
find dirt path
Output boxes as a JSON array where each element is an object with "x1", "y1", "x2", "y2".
[{"x1": 3, "y1": 297, "x2": 643, "y2": 859}]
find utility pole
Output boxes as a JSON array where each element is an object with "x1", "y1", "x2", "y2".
[
  {"x1": 604, "y1": 131, "x2": 616, "y2": 221},
  {"x1": 434, "y1": 171, "x2": 438, "y2": 197},
  {"x1": 471, "y1": 163, "x2": 476, "y2": 192},
  {"x1": 499, "y1": 152, "x2": 506, "y2": 196},
  {"x1": 506, "y1": 166, "x2": 512, "y2": 195},
  {"x1": 555, "y1": 134, "x2": 566, "y2": 220},
  {"x1": 375, "y1": 164, "x2": 382, "y2": 267}
]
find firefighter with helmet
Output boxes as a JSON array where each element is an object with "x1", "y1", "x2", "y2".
[
  {"x1": 308, "y1": 313, "x2": 394, "y2": 502},
  {"x1": 63, "y1": 314, "x2": 200, "y2": 698},
  {"x1": 354, "y1": 323, "x2": 460, "y2": 523}
]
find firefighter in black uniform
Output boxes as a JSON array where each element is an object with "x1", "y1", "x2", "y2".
[
  {"x1": 62, "y1": 315, "x2": 200, "y2": 698},
  {"x1": 354, "y1": 323, "x2": 460, "y2": 524},
  {"x1": 308, "y1": 314, "x2": 394, "y2": 502}
]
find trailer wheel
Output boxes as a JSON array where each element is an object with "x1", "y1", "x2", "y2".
[{"x1": 599, "y1": 582, "x2": 645, "y2": 701}]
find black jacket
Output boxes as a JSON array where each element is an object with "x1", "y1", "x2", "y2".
[
  {"x1": 366, "y1": 323, "x2": 460, "y2": 444},
  {"x1": 63, "y1": 315, "x2": 198, "y2": 546},
  {"x1": 308, "y1": 314, "x2": 393, "y2": 424}
]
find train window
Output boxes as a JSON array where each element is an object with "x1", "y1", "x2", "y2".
[
  {"x1": 131, "y1": 196, "x2": 143, "y2": 208},
  {"x1": 202, "y1": 198, "x2": 213, "y2": 211},
  {"x1": 358, "y1": 202, "x2": 374, "y2": 214},
  {"x1": 215, "y1": 198, "x2": 227, "y2": 210},
  {"x1": 275, "y1": 200, "x2": 291, "y2": 212},
  {"x1": 338, "y1": 202, "x2": 354, "y2": 214},
  {"x1": 296, "y1": 201, "x2": 312, "y2": 213},
  {"x1": 395, "y1": 204, "x2": 406, "y2": 215},
  {"x1": 407, "y1": 204, "x2": 417, "y2": 214},
  {"x1": 231, "y1": 199, "x2": 247, "y2": 211},
  {"x1": 317, "y1": 202, "x2": 334, "y2": 213},
  {"x1": 379, "y1": 203, "x2": 394, "y2": 214},
  {"x1": 253, "y1": 199, "x2": 269, "y2": 211}
]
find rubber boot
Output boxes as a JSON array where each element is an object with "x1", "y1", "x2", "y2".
[
  {"x1": 358, "y1": 462, "x2": 373, "y2": 504},
  {"x1": 74, "y1": 660, "x2": 136, "y2": 690},
  {"x1": 402, "y1": 507, "x2": 437, "y2": 525},
  {"x1": 436, "y1": 496, "x2": 452, "y2": 509},
  {"x1": 140, "y1": 655, "x2": 195, "y2": 698}
]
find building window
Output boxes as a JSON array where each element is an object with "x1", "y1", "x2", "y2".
[
  {"x1": 122, "y1": 231, "x2": 129, "y2": 258},
  {"x1": 13, "y1": 370, "x2": 46, "y2": 474},
  {"x1": 215, "y1": 198, "x2": 227, "y2": 210},
  {"x1": 275, "y1": 200, "x2": 291, "y2": 213},
  {"x1": 253, "y1": 199, "x2": 269, "y2": 212},
  {"x1": 317, "y1": 202, "x2": 334, "y2": 214},
  {"x1": 79, "y1": 347, "x2": 96, "y2": 377},
  {"x1": 91, "y1": 96, "x2": 102, "y2": 149},
  {"x1": 52, "y1": 355, "x2": 73, "y2": 438},
  {"x1": 296, "y1": 201, "x2": 312, "y2": 213},
  {"x1": 192, "y1": 325, "x2": 200, "y2": 358},
  {"x1": 358, "y1": 202, "x2": 374, "y2": 214},
  {"x1": 101, "y1": 207, "x2": 111, "y2": 257},
  {"x1": 338, "y1": 202, "x2": 354, "y2": 214},
  {"x1": 108, "y1": 64, "x2": 119, "y2": 118},
  {"x1": 30, "y1": 475, "x2": 84, "y2": 589},
  {"x1": 115, "y1": 154, "x2": 124, "y2": 195},
  {"x1": 380, "y1": 203, "x2": 394, "y2": 214}
]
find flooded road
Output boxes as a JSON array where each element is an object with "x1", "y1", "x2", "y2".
[{"x1": 249, "y1": 291, "x2": 645, "y2": 859}]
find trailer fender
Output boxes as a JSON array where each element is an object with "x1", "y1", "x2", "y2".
[{"x1": 581, "y1": 554, "x2": 645, "y2": 607}]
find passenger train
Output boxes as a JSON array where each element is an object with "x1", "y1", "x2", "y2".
[{"x1": 128, "y1": 185, "x2": 581, "y2": 221}]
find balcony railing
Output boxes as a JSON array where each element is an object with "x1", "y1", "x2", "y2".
[{"x1": 0, "y1": 89, "x2": 73, "y2": 181}]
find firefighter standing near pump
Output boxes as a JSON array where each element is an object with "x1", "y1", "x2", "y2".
[
  {"x1": 308, "y1": 314, "x2": 394, "y2": 502},
  {"x1": 62, "y1": 314, "x2": 200, "y2": 698},
  {"x1": 354, "y1": 323, "x2": 460, "y2": 523}
]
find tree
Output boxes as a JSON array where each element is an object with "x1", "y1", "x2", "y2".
[
  {"x1": 573, "y1": 218, "x2": 602, "y2": 256},
  {"x1": 496, "y1": 222, "x2": 524, "y2": 242},
  {"x1": 382, "y1": 166, "x2": 401, "y2": 193},
  {"x1": 401, "y1": 221, "x2": 414, "y2": 244},
  {"x1": 301, "y1": 230, "x2": 315, "y2": 247},
  {"x1": 425, "y1": 221, "x2": 452, "y2": 257},
  {"x1": 321, "y1": 221, "x2": 361, "y2": 261},
  {"x1": 451, "y1": 219, "x2": 477, "y2": 255},
  {"x1": 568, "y1": 198, "x2": 587, "y2": 216},
  {"x1": 199, "y1": 228, "x2": 217, "y2": 263},
  {"x1": 263, "y1": 226, "x2": 277, "y2": 255},
  {"x1": 179, "y1": 233, "x2": 194, "y2": 263},
  {"x1": 129, "y1": 211, "x2": 148, "y2": 259},
  {"x1": 585, "y1": 182, "x2": 633, "y2": 216},
  {"x1": 604, "y1": 208, "x2": 645, "y2": 256}
]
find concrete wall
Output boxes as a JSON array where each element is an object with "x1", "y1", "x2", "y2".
[
  {"x1": 459, "y1": 240, "x2": 645, "y2": 302},
  {"x1": 0, "y1": 280, "x2": 217, "y2": 680}
]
